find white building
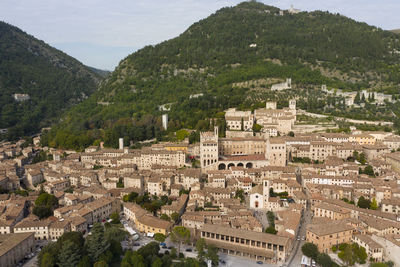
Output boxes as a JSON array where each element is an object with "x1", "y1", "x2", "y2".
[
  {"x1": 162, "y1": 114, "x2": 168, "y2": 130},
  {"x1": 271, "y1": 78, "x2": 291, "y2": 91}
]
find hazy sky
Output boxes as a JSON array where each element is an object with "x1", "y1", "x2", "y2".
[{"x1": 1, "y1": 0, "x2": 399, "y2": 70}]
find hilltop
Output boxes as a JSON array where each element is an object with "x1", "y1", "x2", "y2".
[
  {"x1": 43, "y1": 1, "x2": 400, "y2": 150},
  {"x1": 391, "y1": 29, "x2": 400, "y2": 34},
  {"x1": 0, "y1": 21, "x2": 101, "y2": 139}
]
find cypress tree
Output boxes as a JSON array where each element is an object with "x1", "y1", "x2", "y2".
[
  {"x1": 57, "y1": 240, "x2": 82, "y2": 267},
  {"x1": 85, "y1": 223, "x2": 110, "y2": 262}
]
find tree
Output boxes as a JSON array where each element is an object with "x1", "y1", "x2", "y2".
[
  {"x1": 206, "y1": 244, "x2": 219, "y2": 266},
  {"x1": 316, "y1": 253, "x2": 334, "y2": 267},
  {"x1": 363, "y1": 165, "x2": 375, "y2": 176},
  {"x1": 104, "y1": 225, "x2": 128, "y2": 242},
  {"x1": 196, "y1": 238, "x2": 206, "y2": 262},
  {"x1": 160, "y1": 214, "x2": 171, "y2": 221},
  {"x1": 33, "y1": 206, "x2": 53, "y2": 219},
  {"x1": 110, "y1": 212, "x2": 120, "y2": 224},
  {"x1": 265, "y1": 226, "x2": 277, "y2": 234},
  {"x1": 171, "y1": 212, "x2": 180, "y2": 223},
  {"x1": 234, "y1": 189, "x2": 245, "y2": 203},
  {"x1": 41, "y1": 252, "x2": 55, "y2": 267},
  {"x1": 370, "y1": 198, "x2": 378, "y2": 210},
  {"x1": 176, "y1": 129, "x2": 189, "y2": 141},
  {"x1": 85, "y1": 223, "x2": 110, "y2": 262},
  {"x1": 359, "y1": 153, "x2": 366, "y2": 165},
  {"x1": 77, "y1": 256, "x2": 91, "y2": 267},
  {"x1": 151, "y1": 257, "x2": 163, "y2": 267},
  {"x1": 57, "y1": 240, "x2": 81, "y2": 267},
  {"x1": 252, "y1": 123, "x2": 262, "y2": 132},
  {"x1": 352, "y1": 243, "x2": 367, "y2": 264},
  {"x1": 357, "y1": 196, "x2": 371, "y2": 209},
  {"x1": 154, "y1": 233, "x2": 166, "y2": 243},
  {"x1": 301, "y1": 243, "x2": 319, "y2": 260},
  {"x1": 94, "y1": 261, "x2": 108, "y2": 267},
  {"x1": 266, "y1": 211, "x2": 275, "y2": 227},
  {"x1": 361, "y1": 93, "x2": 366, "y2": 102},
  {"x1": 170, "y1": 226, "x2": 190, "y2": 255},
  {"x1": 338, "y1": 244, "x2": 355, "y2": 266},
  {"x1": 354, "y1": 92, "x2": 361, "y2": 104}
]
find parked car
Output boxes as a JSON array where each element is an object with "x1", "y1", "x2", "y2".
[
  {"x1": 162, "y1": 245, "x2": 167, "y2": 249},
  {"x1": 257, "y1": 261, "x2": 263, "y2": 265},
  {"x1": 185, "y1": 248, "x2": 192, "y2": 252},
  {"x1": 160, "y1": 242, "x2": 167, "y2": 246},
  {"x1": 133, "y1": 243, "x2": 140, "y2": 246}
]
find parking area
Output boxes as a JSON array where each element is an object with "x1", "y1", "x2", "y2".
[
  {"x1": 121, "y1": 215, "x2": 285, "y2": 267},
  {"x1": 22, "y1": 240, "x2": 50, "y2": 267}
]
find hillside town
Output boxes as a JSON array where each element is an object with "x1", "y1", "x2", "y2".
[{"x1": 1, "y1": 100, "x2": 400, "y2": 267}]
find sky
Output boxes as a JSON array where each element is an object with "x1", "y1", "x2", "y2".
[{"x1": 1, "y1": 0, "x2": 399, "y2": 70}]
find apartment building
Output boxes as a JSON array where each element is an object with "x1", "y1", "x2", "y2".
[
  {"x1": 306, "y1": 221, "x2": 353, "y2": 253},
  {"x1": 0, "y1": 233, "x2": 35, "y2": 267},
  {"x1": 352, "y1": 234, "x2": 384, "y2": 262}
]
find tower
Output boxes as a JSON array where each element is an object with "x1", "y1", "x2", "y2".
[
  {"x1": 289, "y1": 99, "x2": 296, "y2": 110},
  {"x1": 119, "y1": 138, "x2": 124, "y2": 150},
  {"x1": 162, "y1": 114, "x2": 168, "y2": 130},
  {"x1": 200, "y1": 126, "x2": 219, "y2": 169},
  {"x1": 263, "y1": 179, "x2": 271, "y2": 206},
  {"x1": 286, "y1": 78, "x2": 292, "y2": 89}
]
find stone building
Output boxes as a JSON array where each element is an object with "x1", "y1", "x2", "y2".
[
  {"x1": 306, "y1": 221, "x2": 353, "y2": 253},
  {"x1": 0, "y1": 233, "x2": 35, "y2": 267}
]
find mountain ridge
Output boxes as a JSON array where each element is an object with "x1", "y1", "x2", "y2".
[
  {"x1": 43, "y1": 1, "x2": 400, "y2": 150},
  {"x1": 0, "y1": 21, "x2": 102, "y2": 139}
]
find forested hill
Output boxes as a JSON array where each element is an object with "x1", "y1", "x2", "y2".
[
  {"x1": 43, "y1": 1, "x2": 400, "y2": 150},
  {"x1": 0, "y1": 21, "x2": 101, "y2": 140}
]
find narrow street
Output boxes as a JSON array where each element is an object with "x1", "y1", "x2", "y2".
[{"x1": 285, "y1": 203, "x2": 313, "y2": 266}]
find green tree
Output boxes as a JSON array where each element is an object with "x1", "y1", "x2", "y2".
[
  {"x1": 171, "y1": 212, "x2": 179, "y2": 222},
  {"x1": 176, "y1": 129, "x2": 189, "y2": 141},
  {"x1": 196, "y1": 238, "x2": 206, "y2": 262},
  {"x1": 41, "y1": 252, "x2": 55, "y2": 267},
  {"x1": 85, "y1": 223, "x2": 110, "y2": 262},
  {"x1": 57, "y1": 240, "x2": 81, "y2": 267},
  {"x1": 353, "y1": 243, "x2": 367, "y2": 264},
  {"x1": 104, "y1": 225, "x2": 128, "y2": 242},
  {"x1": 151, "y1": 257, "x2": 163, "y2": 267},
  {"x1": 206, "y1": 244, "x2": 219, "y2": 266},
  {"x1": 354, "y1": 92, "x2": 361, "y2": 104},
  {"x1": 363, "y1": 165, "x2": 375, "y2": 176},
  {"x1": 154, "y1": 233, "x2": 166, "y2": 242},
  {"x1": 77, "y1": 256, "x2": 91, "y2": 267},
  {"x1": 316, "y1": 253, "x2": 334, "y2": 267},
  {"x1": 359, "y1": 153, "x2": 366, "y2": 165},
  {"x1": 357, "y1": 196, "x2": 371, "y2": 209},
  {"x1": 160, "y1": 214, "x2": 170, "y2": 221},
  {"x1": 301, "y1": 242, "x2": 319, "y2": 260},
  {"x1": 94, "y1": 261, "x2": 108, "y2": 267},
  {"x1": 265, "y1": 226, "x2": 277, "y2": 234},
  {"x1": 110, "y1": 212, "x2": 120, "y2": 224},
  {"x1": 370, "y1": 198, "x2": 378, "y2": 210},
  {"x1": 170, "y1": 226, "x2": 190, "y2": 256},
  {"x1": 338, "y1": 245, "x2": 355, "y2": 266},
  {"x1": 266, "y1": 211, "x2": 275, "y2": 227},
  {"x1": 252, "y1": 123, "x2": 262, "y2": 132},
  {"x1": 234, "y1": 189, "x2": 245, "y2": 203}
]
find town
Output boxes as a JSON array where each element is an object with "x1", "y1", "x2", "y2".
[{"x1": 0, "y1": 99, "x2": 399, "y2": 267}]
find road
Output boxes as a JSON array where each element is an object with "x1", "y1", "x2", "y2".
[{"x1": 285, "y1": 202, "x2": 313, "y2": 266}]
